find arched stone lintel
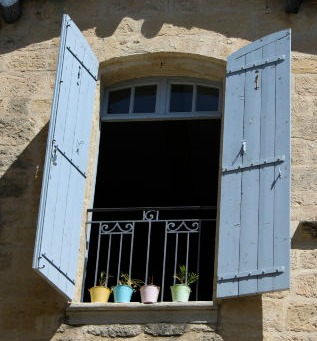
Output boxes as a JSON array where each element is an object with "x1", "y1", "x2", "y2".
[{"x1": 99, "y1": 52, "x2": 226, "y2": 87}]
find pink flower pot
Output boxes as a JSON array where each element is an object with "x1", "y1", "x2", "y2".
[{"x1": 140, "y1": 285, "x2": 160, "y2": 303}]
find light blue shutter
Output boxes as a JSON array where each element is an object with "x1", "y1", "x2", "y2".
[
  {"x1": 216, "y1": 30, "x2": 291, "y2": 299},
  {"x1": 32, "y1": 14, "x2": 98, "y2": 299}
]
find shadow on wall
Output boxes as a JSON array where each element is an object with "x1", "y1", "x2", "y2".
[
  {"x1": 0, "y1": 124, "x2": 67, "y2": 341},
  {"x1": 292, "y1": 221, "x2": 317, "y2": 252},
  {"x1": 0, "y1": 0, "x2": 317, "y2": 55},
  {"x1": 218, "y1": 295, "x2": 263, "y2": 341}
]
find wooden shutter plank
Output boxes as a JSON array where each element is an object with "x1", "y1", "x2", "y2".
[
  {"x1": 273, "y1": 32, "x2": 291, "y2": 291},
  {"x1": 58, "y1": 55, "x2": 81, "y2": 161},
  {"x1": 72, "y1": 58, "x2": 97, "y2": 173},
  {"x1": 239, "y1": 48, "x2": 262, "y2": 296},
  {"x1": 257, "y1": 40, "x2": 277, "y2": 293},
  {"x1": 216, "y1": 54, "x2": 245, "y2": 298},
  {"x1": 53, "y1": 41, "x2": 74, "y2": 151}
]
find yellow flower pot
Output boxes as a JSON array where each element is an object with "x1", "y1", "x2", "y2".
[{"x1": 89, "y1": 286, "x2": 111, "y2": 303}]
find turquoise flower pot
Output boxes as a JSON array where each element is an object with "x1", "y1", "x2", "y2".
[{"x1": 113, "y1": 285, "x2": 134, "y2": 302}]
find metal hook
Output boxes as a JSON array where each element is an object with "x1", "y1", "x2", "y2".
[
  {"x1": 255, "y1": 71, "x2": 260, "y2": 90},
  {"x1": 241, "y1": 141, "x2": 247, "y2": 155}
]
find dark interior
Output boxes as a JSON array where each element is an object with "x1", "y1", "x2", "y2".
[{"x1": 84, "y1": 119, "x2": 221, "y2": 301}]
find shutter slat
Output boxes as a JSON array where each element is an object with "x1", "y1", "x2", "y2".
[
  {"x1": 273, "y1": 32, "x2": 291, "y2": 291},
  {"x1": 33, "y1": 14, "x2": 98, "y2": 299},
  {"x1": 257, "y1": 40, "x2": 277, "y2": 293},
  {"x1": 239, "y1": 47, "x2": 262, "y2": 296},
  {"x1": 216, "y1": 30, "x2": 290, "y2": 299},
  {"x1": 216, "y1": 55, "x2": 245, "y2": 298}
]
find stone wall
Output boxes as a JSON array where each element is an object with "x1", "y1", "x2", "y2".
[
  {"x1": 0, "y1": 0, "x2": 317, "y2": 340},
  {"x1": 51, "y1": 323, "x2": 224, "y2": 341}
]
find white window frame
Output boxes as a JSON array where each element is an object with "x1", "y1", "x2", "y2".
[{"x1": 101, "y1": 77, "x2": 222, "y2": 122}]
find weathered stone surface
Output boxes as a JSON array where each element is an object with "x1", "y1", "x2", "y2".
[
  {"x1": 291, "y1": 111, "x2": 317, "y2": 140},
  {"x1": 291, "y1": 166, "x2": 317, "y2": 192},
  {"x1": 263, "y1": 331, "x2": 317, "y2": 341},
  {"x1": 292, "y1": 139, "x2": 317, "y2": 166},
  {"x1": 145, "y1": 323, "x2": 186, "y2": 336},
  {"x1": 287, "y1": 304, "x2": 317, "y2": 332},
  {"x1": 0, "y1": 117, "x2": 35, "y2": 146},
  {"x1": 291, "y1": 190, "x2": 317, "y2": 208},
  {"x1": 83, "y1": 324, "x2": 142, "y2": 337},
  {"x1": 293, "y1": 53, "x2": 317, "y2": 74},
  {"x1": 294, "y1": 273, "x2": 317, "y2": 298},
  {"x1": 263, "y1": 291, "x2": 289, "y2": 300},
  {"x1": 262, "y1": 299, "x2": 286, "y2": 332},
  {"x1": 299, "y1": 250, "x2": 317, "y2": 270},
  {"x1": 50, "y1": 323, "x2": 225, "y2": 340},
  {"x1": 296, "y1": 75, "x2": 317, "y2": 96},
  {"x1": 186, "y1": 324, "x2": 216, "y2": 333}
]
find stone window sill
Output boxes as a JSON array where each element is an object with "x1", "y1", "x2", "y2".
[{"x1": 66, "y1": 301, "x2": 217, "y2": 325}]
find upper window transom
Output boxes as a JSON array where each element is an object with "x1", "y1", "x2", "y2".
[{"x1": 102, "y1": 77, "x2": 222, "y2": 121}]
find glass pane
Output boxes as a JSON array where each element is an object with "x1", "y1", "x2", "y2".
[
  {"x1": 133, "y1": 85, "x2": 157, "y2": 113},
  {"x1": 196, "y1": 86, "x2": 219, "y2": 111},
  {"x1": 170, "y1": 84, "x2": 193, "y2": 112},
  {"x1": 107, "y1": 88, "x2": 131, "y2": 114}
]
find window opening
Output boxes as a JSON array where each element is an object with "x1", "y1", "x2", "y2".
[
  {"x1": 84, "y1": 118, "x2": 221, "y2": 302},
  {"x1": 170, "y1": 84, "x2": 193, "y2": 112},
  {"x1": 196, "y1": 86, "x2": 219, "y2": 111},
  {"x1": 133, "y1": 85, "x2": 157, "y2": 113},
  {"x1": 108, "y1": 88, "x2": 131, "y2": 114}
]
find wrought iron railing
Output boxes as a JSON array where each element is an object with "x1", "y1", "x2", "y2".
[{"x1": 85, "y1": 206, "x2": 216, "y2": 302}]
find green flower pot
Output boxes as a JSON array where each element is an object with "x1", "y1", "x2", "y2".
[{"x1": 170, "y1": 284, "x2": 191, "y2": 302}]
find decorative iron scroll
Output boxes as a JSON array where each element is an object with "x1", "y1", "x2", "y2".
[
  {"x1": 166, "y1": 220, "x2": 200, "y2": 232},
  {"x1": 100, "y1": 222, "x2": 135, "y2": 234},
  {"x1": 143, "y1": 209, "x2": 159, "y2": 221}
]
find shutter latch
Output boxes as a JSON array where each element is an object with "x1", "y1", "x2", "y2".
[{"x1": 51, "y1": 139, "x2": 58, "y2": 166}]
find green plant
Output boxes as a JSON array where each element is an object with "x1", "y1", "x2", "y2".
[
  {"x1": 118, "y1": 272, "x2": 144, "y2": 289},
  {"x1": 173, "y1": 265, "x2": 199, "y2": 286},
  {"x1": 98, "y1": 270, "x2": 107, "y2": 286}
]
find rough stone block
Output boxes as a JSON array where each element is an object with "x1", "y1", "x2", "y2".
[
  {"x1": 263, "y1": 290, "x2": 289, "y2": 300},
  {"x1": 83, "y1": 324, "x2": 142, "y2": 338},
  {"x1": 145, "y1": 323, "x2": 186, "y2": 336},
  {"x1": 296, "y1": 75, "x2": 317, "y2": 96},
  {"x1": 287, "y1": 304, "x2": 317, "y2": 332},
  {"x1": 299, "y1": 250, "x2": 317, "y2": 269},
  {"x1": 31, "y1": 99, "x2": 52, "y2": 115},
  {"x1": 7, "y1": 48, "x2": 57, "y2": 71},
  {"x1": 292, "y1": 139, "x2": 317, "y2": 166},
  {"x1": 0, "y1": 116, "x2": 35, "y2": 146},
  {"x1": 294, "y1": 273, "x2": 317, "y2": 298},
  {"x1": 291, "y1": 166, "x2": 317, "y2": 192},
  {"x1": 292, "y1": 111, "x2": 317, "y2": 140},
  {"x1": 263, "y1": 299, "x2": 285, "y2": 332}
]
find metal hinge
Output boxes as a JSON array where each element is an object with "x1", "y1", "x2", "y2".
[
  {"x1": 66, "y1": 46, "x2": 98, "y2": 80},
  {"x1": 218, "y1": 266, "x2": 285, "y2": 281},
  {"x1": 222, "y1": 155, "x2": 285, "y2": 174},
  {"x1": 41, "y1": 253, "x2": 75, "y2": 284},
  {"x1": 226, "y1": 55, "x2": 285, "y2": 75}
]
